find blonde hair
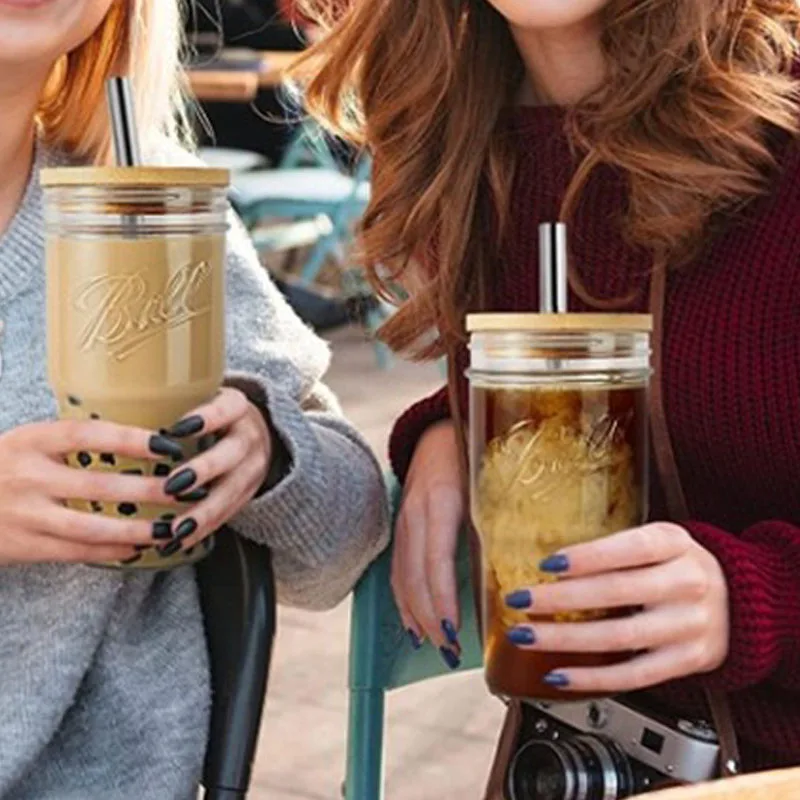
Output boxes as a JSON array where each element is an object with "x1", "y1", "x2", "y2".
[{"x1": 37, "y1": 0, "x2": 191, "y2": 164}]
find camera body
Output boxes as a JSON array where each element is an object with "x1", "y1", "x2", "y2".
[{"x1": 506, "y1": 696, "x2": 720, "y2": 800}]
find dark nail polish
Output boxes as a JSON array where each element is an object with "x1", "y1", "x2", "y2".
[
  {"x1": 154, "y1": 463, "x2": 171, "y2": 477},
  {"x1": 441, "y1": 619, "x2": 459, "y2": 647},
  {"x1": 176, "y1": 486, "x2": 209, "y2": 503},
  {"x1": 148, "y1": 434, "x2": 183, "y2": 461},
  {"x1": 174, "y1": 517, "x2": 198, "y2": 541},
  {"x1": 164, "y1": 468, "x2": 197, "y2": 496},
  {"x1": 540, "y1": 554, "x2": 570, "y2": 574},
  {"x1": 439, "y1": 646, "x2": 461, "y2": 670},
  {"x1": 168, "y1": 415, "x2": 205, "y2": 438},
  {"x1": 198, "y1": 433, "x2": 218, "y2": 452},
  {"x1": 543, "y1": 672, "x2": 570, "y2": 688},
  {"x1": 407, "y1": 629, "x2": 422, "y2": 650},
  {"x1": 159, "y1": 538, "x2": 183, "y2": 557},
  {"x1": 505, "y1": 590, "x2": 533, "y2": 610},
  {"x1": 507, "y1": 627, "x2": 536, "y2": 646},
  {"x1": 152, "y1": 520, "x2": 173, "y2": 541}
]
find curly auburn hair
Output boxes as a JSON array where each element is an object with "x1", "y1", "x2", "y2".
[{"x1": 295, "y1": 0, "x2": 800, "y2": 358}]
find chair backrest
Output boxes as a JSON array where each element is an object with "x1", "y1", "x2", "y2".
[
  {"x1": 196, "y1": 530, "x2": 277, "y2": 800},
  {"x1": 349, "y1": 477, "x2": 482, "y2": 695},
  {"x1": 648, "y1": 768, "x2": 800, "y2": 799}
]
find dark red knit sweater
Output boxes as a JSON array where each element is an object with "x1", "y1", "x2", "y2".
[{"x1": 389, "y1": 107, "x2": 800, "y2": 771}]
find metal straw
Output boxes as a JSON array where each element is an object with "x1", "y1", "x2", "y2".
[
  {"x1": 106, "y1": 77, "x2": 141, "y2": 167},
  {"x1": 538, "y1": 222, "x2": 568, "y2": 314}
]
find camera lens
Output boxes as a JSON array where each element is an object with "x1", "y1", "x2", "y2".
[{"x1": 508, "y1": 735, "x2": 636, "y2": 800}]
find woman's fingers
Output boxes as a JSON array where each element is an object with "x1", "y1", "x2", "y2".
[
  {"x1": 540, "y1": 641, "x2": 710, "y2": 694},
  {"x1": 22, "y1": 419, "x2": 185, "y2": 462},
  {"x1": 541, "y1": 523, "x2": 693, "y2": 578},
  {"x1": 32, "y1": 502, "x2": 158, "y2": 546},
  {"x1": 165, "y1": 387, "x2": 250, "y2": 438},
  {"x1": 507, "y1": 604, "x2": 705, "y2": 654},
  {"x1": 508, "y1": 557, "x2": 709, "y2": 615},
  {"x1": 46, "y1": 462, "x2": 175, "y2": 505},
  {"x1": 391, "y1": 515, "x2": 426, "y2": 648},
  {"x1": 2, "y1": 528, "x2": 137, "y2": 566}
]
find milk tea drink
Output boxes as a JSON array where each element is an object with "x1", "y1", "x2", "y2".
[{"x1": 42, "y1": 167, "x2": 229, "y2": 569}]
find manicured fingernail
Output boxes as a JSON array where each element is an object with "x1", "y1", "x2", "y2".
[
  {"x1": 174, "y1": 517, "x2": 198, "y2": 541},
  {"x1": 505, "y1": 590, "x2": 533, "y2": 610},
  {"x1": 167, "y1": 415, "x2": 205, "y2": 438},
  {"x1": 152, "y1": 520, "x2": 173, "y2": 541},
  {"x1": 164, "y1": 468, "x2": 197, "y2": 496},
  {"x1": 507, "y1": 627, "x2": 536, "y2": 646},
  {"x1": 198, "y1": 433, "x2": 219, "y2": 452},
  {"x1": 159, "y1": 538, "x2": 183, "y2": 557},
  {"x1": 439, "y1": 646, "x2": 461, "y2": 670},
  {"x1": 540, "y1": 554, "x2": 570, "y2": 573},
  {"x1": 543, "y1": 672, "x2": 570, "y2": 688},
  {"x1": 176, "y1": 486, "x2": 209, "y2": 503},
  {"x1": 148, "y1": 434, "x2": 183, "y2": 461},
  {"x1": 407, "y1": 629, "x2": 422, "y2": 650},
  {"x1": 441, "y1": 619, "x2": 459, "y2": 647}
]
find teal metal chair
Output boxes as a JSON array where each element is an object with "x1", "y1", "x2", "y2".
[{"x1": 344, "y1": 477, "x2": 483, "y2": 800}]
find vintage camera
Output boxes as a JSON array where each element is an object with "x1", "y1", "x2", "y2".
[{"x1": 506, "y1": 696, "x2": 721, "y2": 800}]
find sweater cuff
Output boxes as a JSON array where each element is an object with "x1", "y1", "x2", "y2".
[
  {"x1": 388, "y1": 386, "x2": 451, "y2": 483},
  {"x1": 223, "y1": 372, "x2": 338, "y2": 567},
  {"x1": 684, "y1": 521, "x2": 793, "y2": 692}
]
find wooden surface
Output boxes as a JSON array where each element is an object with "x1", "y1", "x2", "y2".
[
  {"x1": 650, "y1": 768, "x2": 800, "y2": 799},
  {"x1": 186, "y1": 51, "x2": 305, "y2": 102}
]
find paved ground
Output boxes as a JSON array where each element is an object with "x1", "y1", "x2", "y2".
[{"x1": 249, "y1": 326, "x2": 504, "y2": 799}]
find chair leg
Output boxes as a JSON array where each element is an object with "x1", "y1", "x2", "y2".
[{"x1": 344, "y1": 687, "x2": 386, "y2": 800}]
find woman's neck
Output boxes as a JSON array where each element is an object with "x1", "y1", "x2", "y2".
[
  {"x1": 511, "y1": 15, "x2": 606, "y2": 107},
  {"x1": 0, "y1": 69, "x2": 50, "y2": 238}
]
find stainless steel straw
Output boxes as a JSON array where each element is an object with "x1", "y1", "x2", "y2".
[
  {"x1": 106, "y1": 76, "x2": 141, "y2": 167},
  {"x1": 538, "y1": 222, "x2": 568, "y2": 314}
]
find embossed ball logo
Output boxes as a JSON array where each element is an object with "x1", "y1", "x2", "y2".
[{"x1": 74, "y1": 262, "x2": 212, "y2": 360}]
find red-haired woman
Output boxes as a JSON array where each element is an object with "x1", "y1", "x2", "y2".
[{"x1": 300, "y1": 0, "x2": 800, "y2": 773}]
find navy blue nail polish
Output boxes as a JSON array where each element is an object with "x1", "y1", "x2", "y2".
[
  {"x1": 176, "y1": 486, "x2": 209, "y2": 503},
  {"x1": 148, "y1": 434, "x2": 183, "y2": 461},
  {"x1": 168, "y1": 415, "x2": 205, "y2": 438},
  {"x1": 507, "y1": 627, "x2": 536, "y2": 646},
  {"x1": 441, "y1": 619, "x2": 459, "y2": 646},
  {"x1": 407, "y1": 629, "x2": 422, "y2": 650},
  {"x1": 164, "y1": 468, "x2": 197, "y2": 496},
  {"x1": 151, "y1": 521, "x2": 172, "y2": 541},
  {"x1": 439, "y1": 646, "x2": 461, "y2": 670},
  {"x1": 540, "y1": 554, "x2": 570, "y2": 574},
  {"x1": 505, "y1": 590, "x2": 533, "y2": 610},
  {"x1": 543, "y1": 672, "x2": 570, "y2": 688}
]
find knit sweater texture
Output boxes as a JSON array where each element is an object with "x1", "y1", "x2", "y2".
[
  {"x1": 390, "y1": 106, "x2": 800, "y2": 770},
  {"x1": 0, "y1": 141, "x2": 389, "y2": 799}
]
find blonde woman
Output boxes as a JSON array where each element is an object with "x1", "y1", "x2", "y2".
[
  {"x1": 300, "y1": 0, "x2": 800, "y2": 776},
  {"x1": 0, "y1": 1, "x2": 388, "y2": 796}
]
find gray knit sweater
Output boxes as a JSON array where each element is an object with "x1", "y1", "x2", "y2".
[{"x1": 0, "y1": 143, "x2": 389, "y2": 799}]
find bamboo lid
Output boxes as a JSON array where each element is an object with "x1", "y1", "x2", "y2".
[
  {"x1": 40, "y1": 166, "x2": 230, "y2": 188},
  {"x1": 467, "y1": 313, "x2": 653, "y2": 333}
]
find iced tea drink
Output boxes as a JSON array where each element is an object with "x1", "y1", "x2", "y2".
[{"x1": 467, "y1": 313, "x2": 652, "y2": 700}]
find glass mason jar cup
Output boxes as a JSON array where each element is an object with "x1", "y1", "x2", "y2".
[
  {"x1": 41, "y1": 167, "x2": 229, "y2": 570},
  {"x1": 468, "y1": 313, "x2": 653, "y2": 700}
]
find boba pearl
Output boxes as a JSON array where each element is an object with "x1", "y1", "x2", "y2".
[
  {"x1": 100, "y1": 453, "x2": 116, "y2": 466},
  {"x1": 90, "y1": 413, "x2": 100, "y2": 420},
  {"x1": 77, "y1": 452, "x2": 92, "y2": 468},
  {"x1": 122, "y1": 468, "x2": 143, "y2": 476},
  {"x1": 90, "y1": 501, "x2": 103, "y2": 513},
  {"x1": 67, "y1": 395, "x2": 81, "y2": 407},
  {"x1": 117, "y1": 503, "x2": 138, "y2": 516}
]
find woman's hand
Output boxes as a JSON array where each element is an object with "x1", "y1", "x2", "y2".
[
  {"x1": 0, "y1": 419, "x2": 186, "y2": 565},
  {"x1": 391, "y1": 419, "x2": 465, "y2": 668},
  {"x1": 156, "y1": 388, "x2": 272, "y2": 557},
  {"x1": 505, "y1": 523, "x2": 730, "y2": 693}
]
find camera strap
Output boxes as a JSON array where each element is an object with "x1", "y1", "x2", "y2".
[{"x1": 649, "y1": 263, "x2": 742, "y2": 779}]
